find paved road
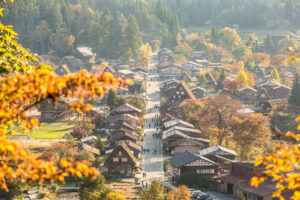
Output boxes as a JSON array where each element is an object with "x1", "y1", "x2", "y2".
[{"x1": 142, "y1": 62, "x2": 164, "y2": 182}]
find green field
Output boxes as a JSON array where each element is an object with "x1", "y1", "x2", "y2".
[
  {"x1": 185, "y1": 26, "x2": 293, "y2": 42},
  {"x1": 16, "y1": 122, "x2": 75, "y2": 140}
]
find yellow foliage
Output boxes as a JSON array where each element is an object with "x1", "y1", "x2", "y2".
[{"x1": 250, "y1": 117, "x2": 300, "y2": 200}]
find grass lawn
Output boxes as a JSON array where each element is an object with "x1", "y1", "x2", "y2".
[{"x1": 16, "y1": 122, "x2": 75, "y2": 140}]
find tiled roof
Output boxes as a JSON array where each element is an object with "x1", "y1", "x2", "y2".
[
  {"x1": 170, "y1": 151, "x2": 218, "y2": 168},
  {"x1": 199, "y1": 145, "x2": 237, "y2": 156}
]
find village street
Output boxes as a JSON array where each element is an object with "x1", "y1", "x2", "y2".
[{"x1": 142, "y1": 61, "x2": 164, "y2": 184}]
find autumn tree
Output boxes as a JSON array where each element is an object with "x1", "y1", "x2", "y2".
[
  {"x1": 277, "y1": 36, "x2": 298, "y2": 54},
  {"x1": 191, "y1": 95, "x2": 243, "y2": 145},
  {"x1": 289, "y1": 73, "x2": 300, "y2": 107},
  {"x1": 139, "y1": 43, "x2": 153, "y2": 67},
  {"x1": 166, "y1": 185, "x2": 190, "y2": 200},
  {"x1": 253, "y1": 52, "x2": 271, "y2": 67},
  {"x1": 271, "y1": 55, "x2": 287, "y2": 67},
  {"x1": 49, "y1": 27, "x2": 75, "y2": 56},
  {"x1": 0, "y1": 7, "x2": 132, "y2": 191},
  {"x1": 235, "y1": 70, "x2": 249, "y2": 88},
  {"x1": 140, "y1": 181, "x2": 165, "y2": 200},
  {"x1": 219, "y1": 27, "x2": 241, "y2": 51},
  {"x1": 232, "y1": 113, "x2": 272, "y2": 160},
  {"x1": 250, "y1": 117, "x2": 300, "y2": 200},
  {"x1": 270, "y1": 68, "x2": 281, "y2": 83}
]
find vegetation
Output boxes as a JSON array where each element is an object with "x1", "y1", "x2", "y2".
[
  {"x1": 140, "y1": 181, "x2": 165, "y2": 200},
  {"x1": 289, "y1": 73, "x2": 300, "y2": 107},
  {"x1": 251, "y1": 118, "x2": 300, "y2": 200}
]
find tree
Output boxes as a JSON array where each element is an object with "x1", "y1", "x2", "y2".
[
  {"x1": 216, "y1": 68, "x2": 226, "y2": 91},
  {"x1": 72, "y1": 126, "x2": 87, "y2": 139},
  {"x1": 250, "y1": 118, "x2": 300, "y2": 200},
  {"x1": 166, "y1": 185, "x2": 190, "y2": 200},
  {"x1": 79, "y1": 175, "x2": 107, "y2": 200},
  {"x1": 49, "y1": 27, "x2": 75, "y2": 56},
  {"x1": 107, "y1": 12, "x2": 123, "y2": 60},
  {"x1": 198, "y1": 74, "x2": 207, "y2": 87},
  {"x1": 126, "y1": 91, "x2": 146, "y2": 115},
  {"x1": 107, "y1": 89, "x2": 118, "y2": 110},
  {"x1": 124, "y1": 15, "x2": 142, "y2": 59},
  {"x1": 95, "y1": 135, "x2": 105, "y2": 155},
  {"x1": 270, "y1": 68, "x2": 281, "y2": 83},
  {"x1": 232, "y1": 113, "x2": 272, "y2": 160},
  {"x1": 289, "y1": 73, "x2": 300, "y2": 107},
  {"x1": 191, "y1": 95, "x2": 243, "y2": 145},
  {"x1": 253, "y1": 53, "x2": 271, "y2": 67},
  {"x1": 245, "y1": 34, "x2": 259, "y2": 52},
  {"x1": 219, "y1": 27, "x2": 241, "y2": 51},
  {"x1": 271, "y1": 55, "x2": 287, "y2": 67},
  {"x1": 32, "y1": 20, "x2": 51, "y2": 54},
  {"x1": 139, "y1": 43, "x2": 153, "y2": 67},
  {"x1": 140, "y1": 181, "x2": 165, "y2": 200},
  {"x1": 0, "y1": 8, "x2": 132, "y2": 190},
  {"x1": 264, "y1": 35, "x2": 275, "y2": 54},
  {"x1": 235, "y1": 70, "x2": 249, "y2": 88},
  {"x1": 277, "y1": 36, "x2": 298, "y2": 54}
]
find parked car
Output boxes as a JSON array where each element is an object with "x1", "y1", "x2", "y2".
[
  {"x1": 196, "y1": 192, "x2": 210, "y2": 200},
  {"x1": 191, "y1": 190, "x2": 202, "y2": 198}
]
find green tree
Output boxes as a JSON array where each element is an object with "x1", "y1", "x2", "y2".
[
  {"x1": 107, "y1": 89, "x2": 118, "y2": 110},
  {"x1": 49, "y1": 27, "x2": 75, "y2": 56},
  {"x1": 107, "y1": 12, "x2": 123, "y2": 60},
  {"x1": 235, "y1": 70, "x2": 249, "y2": 88},
  {"x1": 264, "y1": 35, "x2": 275, "y2": 54},
  {"x1": 289, "y1": 73, "x2": 300, "y2": 107},
  {"x1": 79, "y1": 175, "x2": 111, "y2": 200},
  {"x1": 210, "y1": 26, "x2": 221, "y2": 45},
  {"x1": 270, "y1": 68, "x2": 281, "y2": 83},
  {"x1": 32, "y1": 20, "x2": 51, "y2": 54},
  {"x1": 140, "y1": 181, "x2": 165, "y2": 200},
  {"x1": 198, "y1": 74, "x2": 207, "y2": 87},
  {"x1": 124, "y1": 15, "x2": 142, "y2": 59},
  {"x1": 216, "y1": 68, "x2": 226, "y2": 91},
  {"x1": 220, "y1": 27, "x2": 241, "y2": 51}
]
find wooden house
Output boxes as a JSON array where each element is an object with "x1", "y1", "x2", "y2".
[
  {"x1": 109, "y1": 128, "x2": 141, "y2": 146},
  {"x1": 168, "y1": 137, "x2": 209, "y2": 155},
  {"x1": 257, "y1": 80, "x2": 291, "y2": 102},
  {"x1": 106, "y1": 113, "x2": 141, "y2": 131},
  {"x1": 160, "y1": 65, "x2": 182, "y2": 81},
  {"x1": 110, "y1": 104, "x2": 142, "y2": 116},
  {"x1": 236, "y1": 87, "x2": 257, "y2": 103},
  {"x1": 115, "y1": 140, "x2": 142, "y2": 159},
  {"x1": 39, "y1": 98, "x2": 74, "y2": 122},
  {"x1": 191, "y1": 87, "x2": 205, "y2": 99},
  {"x1": 253, "y1": 66, "x2": 265, "y2": 78},
  {"x1": 219, "y1": 162, "x2": 283, "y2": 200},
  {"x1": 169, "y1": 151, "x2": 219, "y2": 183},
  {"x1": 158, "y1": 48, "x2": 175, "y2": 66},
  {"x1": 105, "y1": 144, "x2": 139, "y2": 176},
  {"x1": 91, "y1": 63, "x2": 116, "y2": 75},
  {"x1": 205, "y1": 72, "x2": 217, "y2": 88},
  {"x1": 176, "y1": 71, "x2": 193, "y2": 83},
  {"x1": 199, "y1": 145, "x2": 237, "y2": 174},
  {"x1": 55, "y1": 56, "x2": 83, "y2": 75},
  {"x1": 163, "y1": 119, "x2": 194, "y2": 130},
  {"x1": 167, "y1": 81, "x2": 196, "y2": 104}
]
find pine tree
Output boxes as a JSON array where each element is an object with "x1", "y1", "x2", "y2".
[
  {"x1": 216, "y1": 68, "x2": 226, "y2": 90},
  {"x1": 124, "y1": 15, "x2": 142, "y2": 59},
  {"x1": 96, "y1": 9, "x2": 112, "y2": 60},
  {"x1": 264, "y1": 35, "x2": 275, "y2": 54},
  {"x1": 107, "y1": 12, "x2": 123, "y2": 60},
  {"x1": 289, "y1": 73, "x2": 300, "y2": 107},
  {"x1": 235, "y1": 70, "x2": 249, "y2": 88},
  {"x1": 199, "y1": 74, "x2": 207, "y2": 87},
  {"x1": 270, "y1": 68, "x2": 281, "y2": 83},
  {"x1": 107, "y1": 89, "x2": 118, "y2": 110}
]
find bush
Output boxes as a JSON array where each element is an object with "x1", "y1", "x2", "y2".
[
  {"x1": 37, "y1": 191, "x2": 48, "y2": 199},
  {"x1": 71, "y1": 126, "x2": 87, "y2": 139}
]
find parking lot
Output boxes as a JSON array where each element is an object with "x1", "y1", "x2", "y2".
[{"x1": 190, "y1": 189, "x2": 238, "y2": 200}]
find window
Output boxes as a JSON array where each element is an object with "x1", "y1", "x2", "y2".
[
  {"x1": 120, "y1": 169, "x2": 125, "y2": 174},
  {"x1": 113, "y1": 157, "x2": 119, "y2": 162},
  {"x1": 196, "y1": 169, "x2": 215, "y2": 174},
  {"x1": 118, "y1": 151, "x2": 122, "y2": 156},
  {"x1": 122, "y1": 158, "x2": 128, "y2": 162}
]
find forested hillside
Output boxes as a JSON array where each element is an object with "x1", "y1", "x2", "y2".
[
  {"x1": 163, "y1": 0, "x2": 300, "y2": 29},
  {"x1": 1, "y1": 0, "x2": 179, "y2": 58}
]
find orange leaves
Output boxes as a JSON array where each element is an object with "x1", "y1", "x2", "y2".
[
  {"x1": 0, "y1": 139, "x2": 100, "y2": 191},
  {"x1": 250, "y1": 116, "x2": 300, "y2": 200}
]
